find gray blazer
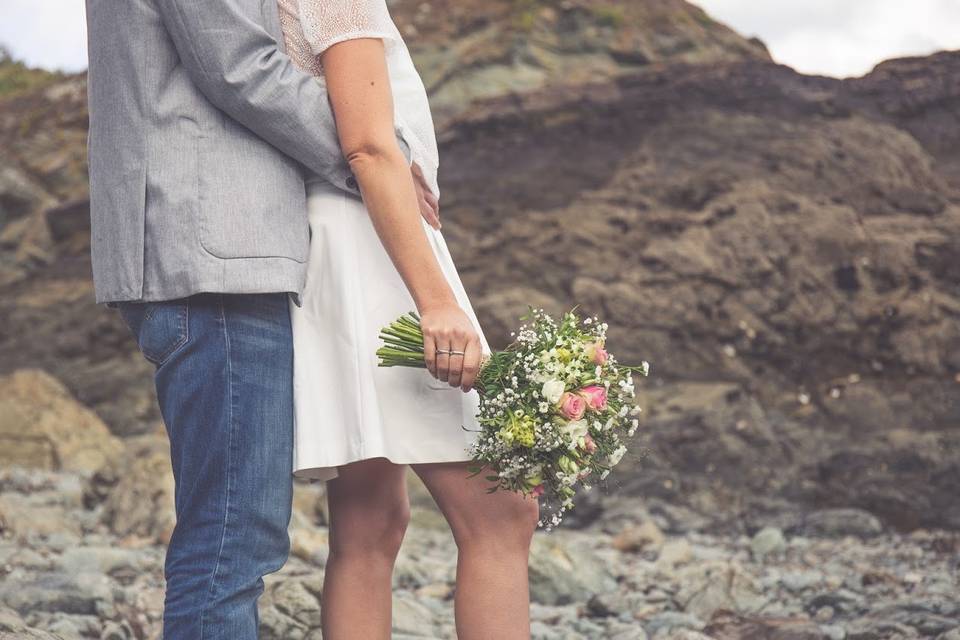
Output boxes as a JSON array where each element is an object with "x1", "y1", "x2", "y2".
[{"x1": 84, "y1": 0, "x2": 409, "y2": 304}]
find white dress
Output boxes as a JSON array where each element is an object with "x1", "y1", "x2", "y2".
[{"x1": 277, "y1": 0, "x2": 491, "y2": 481}]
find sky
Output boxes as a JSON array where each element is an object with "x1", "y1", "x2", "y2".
[
  {"x1": 1, "y1": 0, "x2": 959, "y2": 78},
  {"x1": 697, "y1": 0, "x2": 960, "y2": 77}
]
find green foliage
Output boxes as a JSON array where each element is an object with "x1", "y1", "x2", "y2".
[
  {"x1": 689, "y1": 6, "x2": 718, "y2": 28},
  {"x1": 512, "y1": 0, "x2": 541, "y2": 32},
  {"x1": 0, "y1": 47, "x2": 63, "y2": 99},
  {"x1": 591, "y1": 4, "x2": 625, "y2": 28}
]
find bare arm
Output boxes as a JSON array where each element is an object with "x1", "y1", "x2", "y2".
[{"x1": 321, "y1": 38, "x2": 479, "y2": 390}]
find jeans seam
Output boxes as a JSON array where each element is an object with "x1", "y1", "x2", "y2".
[
  {"x1": 199, "y1": 294, "x2": 236, "y2": 638},
  {"x1": 150, "y1": 301, "x2": 191, "y2": 366}
]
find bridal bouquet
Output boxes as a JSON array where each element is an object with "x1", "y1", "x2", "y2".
[{"x1": 377, "y1": 306, "x2": 649, "y2": 529}]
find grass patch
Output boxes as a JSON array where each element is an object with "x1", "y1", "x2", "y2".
[
  {"x1": 591, "y1": 4, "x2": 626, "y2": 28},
  {"x1": 0, "y1": 47, "x2": 63, "y2": 99}
]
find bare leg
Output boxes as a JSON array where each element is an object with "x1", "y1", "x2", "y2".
[
  {"x1": 321, "y1": 458, "x2": 410, "y2": 640},
  {"x1": 412, "y1": 461, "x2": 540, "y2": 640}
]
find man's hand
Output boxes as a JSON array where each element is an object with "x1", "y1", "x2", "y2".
[{"x1": 411, "y1": 161, "x2": 440, "y2": 230}]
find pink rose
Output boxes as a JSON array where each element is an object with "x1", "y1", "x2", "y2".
[
  {"x1": 581, "y1": 433, "x2": 598, "y2": 454},
  {"x1": 593, "y1": 347, "x2": 608, "y2": 365},
  {"x1": 559, "y1": 392, "x2": 587, "y2": 420},
  {"x1": 586, "y1": 340, "x2": 608, "y2": 365},
  {"x1": 531, "y1": 484, "x2": 545, "y2": 498},
  {"x1": 579, "y1": 385, "x2": 608, "y2": 411}
]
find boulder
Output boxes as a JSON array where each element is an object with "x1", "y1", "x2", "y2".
[
  {"x1": 0, "y1": 606, "x2": 63, "y2": 639},
  {"x1": 674, "y1": 561, "x2": 767, "y2": 620},
  {"x1": 750, "y1": 526, "x2": 787, "y2": 560},
  {"x1": 798, "y1": 508, "x2": 884, "y2": 539},
  {"x1": 529, "y1": 535, "x2": 617, "y2": 605},
  {"x1": 88, "y1": 433, "x2": 175, "y2": 544},
  {"x1": 704, "y1": 610, "x2": 828, "y2": 640},
  {"x1": 0, "y1": 369, "x2": 122, "y2": 476},
  {"x1": 613, "y1": 520, "x2": 666, "y2": 553}
]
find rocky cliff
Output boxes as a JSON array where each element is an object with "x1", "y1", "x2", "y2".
[{"x1": 1, "y1": 1, "x2": 958, "y2": 638}]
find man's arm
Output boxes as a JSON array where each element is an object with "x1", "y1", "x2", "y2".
[{"x1": 153, "y1": 0, "x2": 367, "y2": 193}]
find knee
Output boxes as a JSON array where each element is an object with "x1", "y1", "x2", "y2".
[
  {"x1": 330, "y1": 500, "x2": 410, "y2": 561},
  {"x1": 455, "y1": 495, "x2": 540, "y2": 554}
]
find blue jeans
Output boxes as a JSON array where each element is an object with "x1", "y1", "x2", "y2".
[{"x1": 116, "y1": 293, "x2": 294, "y2": 639}]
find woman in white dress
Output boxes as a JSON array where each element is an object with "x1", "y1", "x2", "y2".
[{"x1": 275, "y1": 1, "x2": 540, "y2": 638}]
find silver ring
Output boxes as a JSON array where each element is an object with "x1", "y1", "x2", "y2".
[
  {"x1": 448, "y1": 350, "x2": 465, "y2": 356},
  {"x1": 435, "y1": 348, "x2": 450, "y2": 354}
]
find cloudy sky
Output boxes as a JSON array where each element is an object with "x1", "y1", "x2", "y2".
[{"x1": 2, "y1": 0, "x2": 959, "y2": 78}]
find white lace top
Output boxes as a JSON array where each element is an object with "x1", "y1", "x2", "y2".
[{"x1": 276, "y1": 0, "x2": 441, "y2": 200}]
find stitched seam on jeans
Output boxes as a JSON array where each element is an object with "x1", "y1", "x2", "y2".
[
  {"x1": 200, "y1": 294, "x2": 235, "y2": 638},
  {"x1": 151, "y1": 302, "x2": 191, "y2": 366}
]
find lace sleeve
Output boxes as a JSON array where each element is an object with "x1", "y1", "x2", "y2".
[{"x1": 297, "y1": 0, "x2": 399, "y2": 57}]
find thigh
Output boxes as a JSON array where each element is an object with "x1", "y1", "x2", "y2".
[
  {"x1": 151, "y1": 293, "x2": 294, "y2": 518},
  {"x1": 326, "y1": 459, "x2": 409, "y2": 544},
  {"x1": 411, "y1": 462, "x2": 540, "y2": 545},
  {"x1": 147, "y1": 293, "x2": 295, "y2": 605}
]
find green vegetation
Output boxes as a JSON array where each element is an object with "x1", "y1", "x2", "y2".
[
  {"x1": 689, "y1": 6, "x2": 718, "y2": 28},
  {"x1": 512, "y1": 0, "x2": 544, "y2": 32},
  {"x1": 512, "y1": 0, "x2": 627, "y2": 32},
  {"x1": 0, "y1": 47, "x2": 63, "y2": 99},
  {"x1": 591, "y1": 4, "x2": 626, "y2": 28}
]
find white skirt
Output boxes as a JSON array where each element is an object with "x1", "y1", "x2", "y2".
[{"x1": 290, "y1": 177, "x2": 491, "y2": 481}]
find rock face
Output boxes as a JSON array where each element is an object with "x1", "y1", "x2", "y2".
[
  {"x1": 436, "y1": 57, "x2": 960, "y2": 531},
  {"x1": 384, "y1": 0, "x2": 769, "y2": 125}
]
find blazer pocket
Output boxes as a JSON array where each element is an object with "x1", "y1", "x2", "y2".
[{"x1": 196, "y1": 126, "x2": 310, "y2": 262}]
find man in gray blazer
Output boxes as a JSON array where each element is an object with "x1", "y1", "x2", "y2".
[{"x1": 84, "y1": 0, "x2": 428, "y2": 637}]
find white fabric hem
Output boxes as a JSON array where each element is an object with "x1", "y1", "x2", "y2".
[{"x1": 294, "y1": 451, "x2": 474, "y2": 482}]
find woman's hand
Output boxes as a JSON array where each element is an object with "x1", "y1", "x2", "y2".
[{"x1": 420, "y1": 303, "x2": 482, "y2": 391}]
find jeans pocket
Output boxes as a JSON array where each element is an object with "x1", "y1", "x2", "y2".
[{"x1": 117, "y1": 299, "x2": 190, "y2": 367}]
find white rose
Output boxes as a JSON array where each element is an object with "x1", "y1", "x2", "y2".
[
  {"x1": 562, "y1": 419, "x2": 589, "y2": 442},
  {"x1": 541, "y1": 379, "x2": 565, "y2": 403},
  {"x1": 608, "y1": 445, "x2": 627, "y2": 466}
]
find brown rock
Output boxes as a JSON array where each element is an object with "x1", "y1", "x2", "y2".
[
  {"x1": 705, "y1": 609, "x2": 828, "y2": 640},
  {"x1": 92, "y1": 432, "x2": 175, "y2": 544},
  {"x1": 0, "y1": 369, "x2": 122, "y2": 475},
  {"x1": 612, "y1": 520, "x2": 665, "y2": 553}
]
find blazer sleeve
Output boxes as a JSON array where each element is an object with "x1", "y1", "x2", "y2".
[{"x1": 153, "y1": 0, "x2": 373, "y2": 194}]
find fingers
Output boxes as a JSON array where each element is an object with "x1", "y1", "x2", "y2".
[
  {"x1": 420, "y1": 194, "x2": 440, "y2": 229},
  {"x1": 422, "y1": 330, "x2": 437, "y2": 378},
  {"x1": 446, "y1": 327, "x2": 477, "y2": 389},
  {"x1": 460, "y1": 335, "x2": 481, "y2": 392},
  {"x1": 435, "y1": 335, "x2": 451, "y2": 383},
  {"x1": 423, "y1": 190, "x2": 440, "y2": 227},
  {"x1": 411, "y1": 161, "x2": 440, "y2": 230},
  {"x1": 419, "y1": 308, "x2": 479, "y2": 390}
]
